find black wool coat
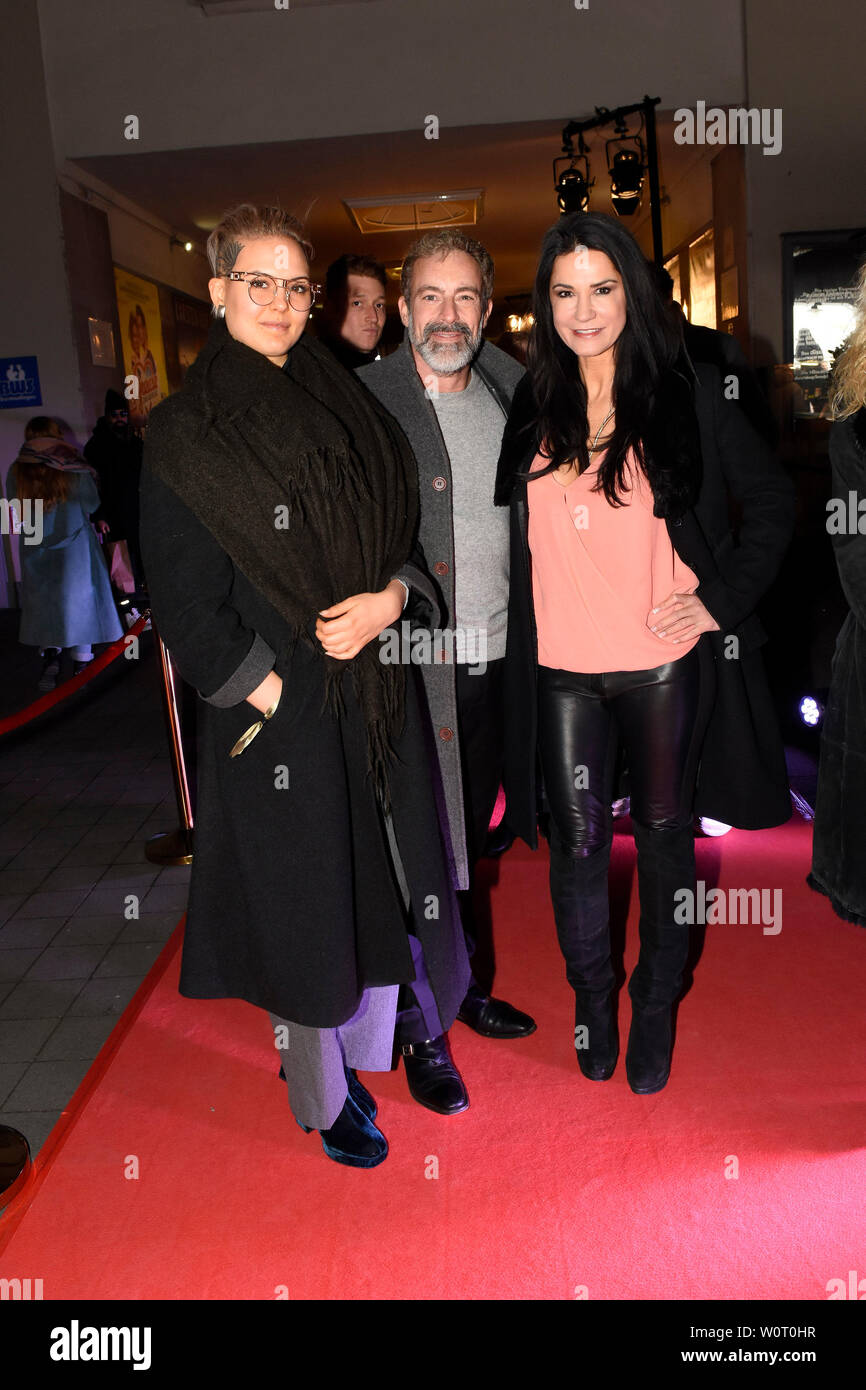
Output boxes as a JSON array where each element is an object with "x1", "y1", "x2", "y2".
[
  {"x1": 139, "y1": 356, "x2": 470, "y2": 1029},
  {"x1": 494, "y1": 360, "x2": 795, "y2": 845},
  {"x1": 809, "y1": 408, "x2": 866, "y2": 927}
]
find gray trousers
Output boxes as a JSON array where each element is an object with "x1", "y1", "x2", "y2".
[{"x1": 269, "y1": 809, "x2": 443, "y2": 1131}]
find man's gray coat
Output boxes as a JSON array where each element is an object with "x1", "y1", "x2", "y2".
[{"x1": 358, "y1": 338, "x2": 525, "y2": 889}]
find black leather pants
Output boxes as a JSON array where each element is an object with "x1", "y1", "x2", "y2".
[{"x1": 537, "y1": 647, "x2": 709, "y2": 1010}]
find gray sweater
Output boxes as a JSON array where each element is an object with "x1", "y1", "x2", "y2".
[{"x1": 429, "y1": 367, "x2": 510, "y2": 660}]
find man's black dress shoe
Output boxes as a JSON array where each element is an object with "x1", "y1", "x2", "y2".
[
  {"x1": 574, "y1": 993, "x2": 618, "y2": 1081},
  {"x1": 402, "y1": 1035, "x2": 469, "y2": 1115},
  {"x1": 625, "y1": 1004, "x2": 673, "y2": 1094},
  {"x1": 457, "y1": 985, "x2": 537, "y2": 1039}
]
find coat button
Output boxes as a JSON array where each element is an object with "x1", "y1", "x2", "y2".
[
  {"x1": 439, "y1": 726, "x2": 454, "y2": 741},
  {"x1": 434, "y1": 561, "x2": 449, "y2": 576},
  {"x1": 432, "y1": 476, "x2": 447, "y2": 491}
]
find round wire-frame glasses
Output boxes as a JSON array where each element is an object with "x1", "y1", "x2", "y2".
[{"x1": 225, "y1": 271, "x2": 321, "y2": 311}]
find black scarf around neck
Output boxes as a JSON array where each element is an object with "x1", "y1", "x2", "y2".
[{"x1": 146, "y1": 318, "x2": 419, "y2": 802}]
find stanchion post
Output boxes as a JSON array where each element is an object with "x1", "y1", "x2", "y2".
[{"x1": 146, "y1": 619, "x2": 194, "y2": 866}]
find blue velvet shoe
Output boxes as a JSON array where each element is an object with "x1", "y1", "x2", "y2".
[
  {"x1": 345, "y1": 1066, "x2": 377, "y2": 1120},
  {"x1": 278, "y1": 1063, "x2": 377, "y2": 1120},
  {"x1": 296, "y1": 1092, "x2": 388, "y2": 1168}
]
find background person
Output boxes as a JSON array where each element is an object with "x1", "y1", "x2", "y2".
[
  {"x1": 85, "y1": 388, "x2": 146, "y2": 612},
  {"x1": 648, "y1": 261, "x2": 778, "y2": 448},
  {"x1": 320, "y1": 253, "x2": 388, "y2": 369},
  {"x1": 496, "y1": 212, "x2": 793, "y2": 1095},
  {"x1": 808, "y1": 259, "x2": 866, "y2": 928},
  {"x1": 6, "y1": 416, "x2": 122, "y2": 689},
  {"x1": 139, "y1": 203, "x2": 470, "y2": 1169}
]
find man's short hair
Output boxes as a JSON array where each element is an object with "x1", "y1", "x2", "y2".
[
  {"x1": 325, "y1": 254, "x2": 387, "y2": 301},
  {"x1": 400, "y1": 230, "x2": 494, "y2": 304},
  {"x1": 646, "y1": 260, "x2": 674, "y2": 303}
]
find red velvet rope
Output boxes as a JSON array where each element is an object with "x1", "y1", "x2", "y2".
[{"x1": 0, "y1": 611, "x2": 151, "y2": 738}]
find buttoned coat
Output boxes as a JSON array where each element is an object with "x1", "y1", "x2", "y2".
[
  {"x1": 138, "y1": 345, "x2": 471, "y2": 1029},
  {"x1": 358, "y1": 338, "x2": 525, "y2": 889},
  {"x1": 494, "y1": 360, "x2": 795, "y2": 845}
]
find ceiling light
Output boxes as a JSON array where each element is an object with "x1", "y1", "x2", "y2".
[{"x1": 344, "y1": 189, "x2": 484, "y2": 235}]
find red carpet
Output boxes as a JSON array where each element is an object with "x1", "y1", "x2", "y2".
[
  {"x1": 1, "y1": 817, "x2": 864, "y2": 1300},
  {"x1": 0, "y1": 612, "x2": 150, "y2": 737}
]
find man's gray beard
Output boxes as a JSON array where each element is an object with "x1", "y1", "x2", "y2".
[{"x1": 408, "y1": 311, "x2": 482, "y2": 375}]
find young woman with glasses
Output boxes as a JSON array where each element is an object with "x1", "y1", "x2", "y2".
[{"x1": 139, "y1": 204, "x2": 469, "y2": 1167}]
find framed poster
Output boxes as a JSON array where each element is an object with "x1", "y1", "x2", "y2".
[
  {"x1": 173, "y1": 294, "x2": 211, "y2": 379},
  {"x1": 113, "y1": 267, "x2": 169, "y2": 430},
  {"x1": 782, "y1": 228, "x2": 866, "y2": 417}
]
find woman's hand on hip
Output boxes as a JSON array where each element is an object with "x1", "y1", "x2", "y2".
[
  {"x1": 316, "y1": 581, "x2": 405, "y2": 660},
  {"x1": 648, "y1": 591, "x2": 720, "y2": 642}
]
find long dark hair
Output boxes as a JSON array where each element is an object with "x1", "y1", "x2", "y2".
[{"x1": 525, "y1": 212, "x2": 681, "y2": 505}]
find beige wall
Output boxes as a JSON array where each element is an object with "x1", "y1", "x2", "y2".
[
  {"x1": 743, "y1": 0, "x2": 866, "y2": 362},
  {"x1": 58, "y1": 167, "x2": 210, "y2": 304},
  {"x1": 36, "y1": 0, "x2": 745, "y2": 156},
  {"x1": 0, "y1": 1, "x2": 81, "y2": 605}
]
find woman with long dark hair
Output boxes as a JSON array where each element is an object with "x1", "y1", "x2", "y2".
[
  {"x1": 495, "y1": 212, "x2": 793, "y2": 1093},
  {"x1": 139, "y1": 204, "x2": 469, "y2": 1168}
]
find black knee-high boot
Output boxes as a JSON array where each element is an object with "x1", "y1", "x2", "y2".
[
  {"x1": 549, "y1": 835, "x2": 618, "y2": 1079},
  {"x1": 626, "y1": 818, "x2": 695, "y2": 1093}
]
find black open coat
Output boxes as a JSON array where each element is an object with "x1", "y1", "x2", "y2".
[
  {"x1": 494, "y1": 360, "x2": 795, "y2": 845},
  {"x1": 809, "y1": 408, "x2": 866, "y2": 927},
  {"x1": 139, "y1": 351, "x2": 470, "y2": 1030}
]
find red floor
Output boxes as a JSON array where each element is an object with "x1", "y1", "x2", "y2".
[{"x1": 1, "y1": 816, "x2": 864, "y2": 1300}]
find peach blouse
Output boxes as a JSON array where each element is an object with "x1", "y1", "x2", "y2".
[{"x1": 527, "y1": 448, "x2": 700, "y2": 673}]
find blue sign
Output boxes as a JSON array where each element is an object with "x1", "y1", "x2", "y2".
[{"x1": 0, "y1": 356, "x2": 42, "y2": 409}]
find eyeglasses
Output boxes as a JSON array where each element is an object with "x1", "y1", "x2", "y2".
[{"x1": 225, "y1": 272, "x2": 321, "y2": 311}]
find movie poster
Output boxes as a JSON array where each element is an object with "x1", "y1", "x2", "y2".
[
  {"x1": 113, "y1": 267, "x2": 169, "y2": 431},
  {"x1": 173, "y1": 294, "x2": 211, "y2": 380}
]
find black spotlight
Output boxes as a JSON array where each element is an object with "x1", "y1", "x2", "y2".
[
  {"x1": 553, "y1": 151, "x2": 594, "y2": 215},
  {"x1": 608, "y1": 143, "x2": 645, "y2": 216}
]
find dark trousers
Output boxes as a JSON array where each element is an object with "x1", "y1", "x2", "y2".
[
  {"x1": 395, "y1": 658, "x2": 505, "y2": 1043},
  {"x1": 537, "y1": 648, "x2": 708, "y2": 1011}
]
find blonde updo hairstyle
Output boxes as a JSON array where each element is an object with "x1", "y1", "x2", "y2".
[{"x1": 205, "y1": 204, "x2": 315, "y2": 318}]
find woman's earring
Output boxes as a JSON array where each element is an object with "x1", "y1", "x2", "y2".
[{"x1": 216, "y1": 304, "x2": 226, "y2": 319}]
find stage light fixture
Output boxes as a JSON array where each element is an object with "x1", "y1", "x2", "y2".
[
  {"x1": 553, "y1": 136, "x2": 593, "y2": 216},
  {"x1": 607, "y1": 143, "x2": 645, "y2": 216},
  {"x1": 799, "y1": 695, "x2": 823, "y2": 727}
]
